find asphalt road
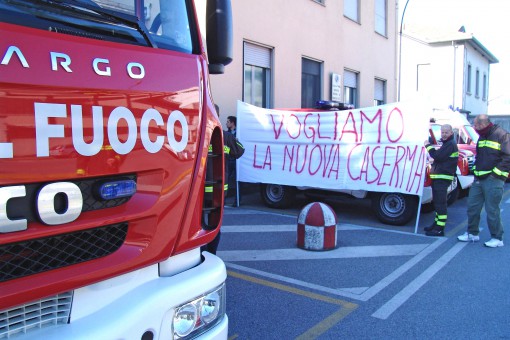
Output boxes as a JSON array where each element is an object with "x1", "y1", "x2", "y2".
[{"x1": 219, "y1": 183, "x2": 510, "y2": 339}]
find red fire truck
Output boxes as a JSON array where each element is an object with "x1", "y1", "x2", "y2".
[{"x1": 0, "y1": 0, "x2": 232, "y2": 338}]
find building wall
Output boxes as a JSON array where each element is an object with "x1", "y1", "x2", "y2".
[
  {"x1": 210, "y1": 0, "x2": 398, "y2": 122},
  {"x1": 400, "y1": 33, "x2": 492, "y2": 115},
  {"x1": 431, "y1": 43, "x2": 462, "y2": 111},
  {"x1": 399, "y1": 34, "x2": 436, "y2": 104}
]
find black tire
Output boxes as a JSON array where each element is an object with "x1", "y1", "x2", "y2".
[
  {"x1": 260, "y1": 184, "x2": 296, "y2": 208},
  {"x1": 371, "y1": 192, "x2": 418, "y2": 226},
  {"x1": 447, "y1": 176, "x2": 459, "y2": 205}
]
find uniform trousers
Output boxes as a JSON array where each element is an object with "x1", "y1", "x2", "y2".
[
  {"x1": 467, "y1": 176, "x2": 505, "y2": 240},
  {"x1": 432, "y1": 179, "x2": 451, "y2": 226}
]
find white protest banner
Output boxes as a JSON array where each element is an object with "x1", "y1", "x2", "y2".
[{"x1": 237, "y1": 100, "x2": 429, "y2": 196}]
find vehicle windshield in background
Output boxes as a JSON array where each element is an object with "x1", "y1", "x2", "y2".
[
  {"x1": 463, "y1": 125, "x2": 479, "y2": 144},
  {"x1": 431, "y1": 123, "x2": 479, "y2": 145}
]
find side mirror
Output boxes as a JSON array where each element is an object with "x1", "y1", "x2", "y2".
[{"x1": 206, "y1": 0, "x2": 233, "y2": 74}]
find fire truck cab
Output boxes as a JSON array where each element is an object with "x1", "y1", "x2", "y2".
[{"x1": 1, "y1": 0, "x2": 232, "y2": 339}]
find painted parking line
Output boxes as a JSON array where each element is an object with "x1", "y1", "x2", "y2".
[
  {"x1": 372, "y1": 241, "x2": 468, "y2": 319},
  {"x1": 228, "y1": 270, "x2": 358, "y2": 339},
  {"x1": 220, "y1": 222, "x2": 448, "y2": 301},
  {"x1": 221, "y1": 222, "x2": 435, "y2": 237},
  {"x1": 218, "y1": 244, "x2": 430, "y2": 262},
  {"x1": 224, "y1": 237, "x2": 447, "y2": 301},
  {"x1": 221, "y1": 223, "x2": 367, "y2": 232}
]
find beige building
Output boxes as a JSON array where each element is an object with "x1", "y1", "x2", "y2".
[{"x1": 210, "y1": 0, "x2": 399, "y2": 121}]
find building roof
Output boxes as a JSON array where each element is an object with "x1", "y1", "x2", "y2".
[{"x1": 403, "y1": 24, "x2": 499, "y2": 64}]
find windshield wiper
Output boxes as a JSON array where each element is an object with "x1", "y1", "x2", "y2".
[{"x1": 40, "y1": 0, "x2": 157, "y2": 47}]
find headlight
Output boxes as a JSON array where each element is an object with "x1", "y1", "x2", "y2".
[
  {"x1": 173, "y1": 304, "x2": 198, "y2": 338},
  {"x1": 173, "y1": 284, "x2": 226, "y2": 339},
  {"x1": 201, "y1": 290, "x2": 221, "y2": 324}
]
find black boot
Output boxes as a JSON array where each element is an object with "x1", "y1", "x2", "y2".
[{"x1": 426, "y1": 225, "x2": 444, "y2": 237}]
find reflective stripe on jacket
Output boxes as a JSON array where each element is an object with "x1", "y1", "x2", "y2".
[
  {"x1": 426, "y1": 134, "x2": 458, "y2": 181},
  {"x1": 474, "y1": 124, "x2": 510, "y2": 181}
]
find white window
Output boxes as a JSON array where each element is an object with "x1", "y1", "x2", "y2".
[
  {"x1": 244, "y1": 42, "x2": 272, "y2": 108},
  {"x1": 344, "y1": 70, "x2": 359, "y2": 108},
  {"x1": 375, "y1": 0, "x2": 386, "y2": 36},
  {"x1": 344, "y1": 0, "x2": 359, "y2": 22}
]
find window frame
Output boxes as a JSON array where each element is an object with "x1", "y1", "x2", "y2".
[
  {"x1": 243, "y1": 42, "x2": 273, "y2": 108},
  {"x1": 301, "y1": 57, "x2": 323, "y2": 108},
  {"x1": 482, "y1": 73, "x2": 487, "y2": 101},
  {"x1": 475, "y1": 68, "x2": 480, "y2": 98},
  {"x1": 466, "y1": 63, "x2": 472, "y2": 95},
  {"x1": 375, "y1": 0, "x2": 387, "y2": 36},
  {"x1": 374, "y1": 78, "x2": 386, "y2": 106},
  {"x1": 344, "y1": 0, "x2": 360, "y2": 23},
  {"x1": 343, "y1": 69, "x2": 359, "y2": 108}
]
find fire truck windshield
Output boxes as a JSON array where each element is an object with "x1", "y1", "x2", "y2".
[{"x1": 0, "y1": 0, "x2": 196, "y2": 53}]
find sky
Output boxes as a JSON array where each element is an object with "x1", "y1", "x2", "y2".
[{"x1": 398, "y1": 0, "x2": 510, "y2": 113}]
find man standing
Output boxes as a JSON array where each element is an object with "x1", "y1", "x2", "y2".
[
  {"x1": 458, "y1": 114, "x2": 510, "y2": 247},
  {"x1": 424, "y1": 124, "x2": 459, "y2": 236}
]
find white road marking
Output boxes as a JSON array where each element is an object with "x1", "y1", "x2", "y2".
[
  {"x1": 221, "y1": 224, "x2": 369, "y2": 233},
  {"x1": 359, "y1": 237, "x2": 447, "y2": 301},
  {"x1": 372, "y1": 241, "x2": 468, "y2": 319},
  {"x1": 337, "y1": 287, "x2": 370, "y2": 294},
  {"x1": 223, "y1": 207, "x2": 296, "y2": 216},
  {"x1": 218, "y1": 244, "x2": 429, "y2": 262},
  {"x1": 224, "y1": 238, "x2": 447, "y2": 301},
  {"x1": 221, "y1": 223, "x2": 432, "y2": 238}
]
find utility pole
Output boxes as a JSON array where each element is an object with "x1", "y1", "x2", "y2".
[{"x1": 398, "y1": 0, "x2": 411, "y2": 102}]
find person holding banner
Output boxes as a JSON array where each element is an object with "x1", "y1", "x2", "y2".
[
  {"x1": 458, "y1": 114, "x2": 510, "y2": 247},
  {"x1": 424, "y1": 124, "x2": 458, "y2": 236}
]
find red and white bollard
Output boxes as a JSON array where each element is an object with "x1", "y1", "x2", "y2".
[{"x1": 297, "y1": 202, "x2": 337, "y2": 251}]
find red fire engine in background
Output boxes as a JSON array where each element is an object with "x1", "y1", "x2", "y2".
[{"x1": 1, "y1": 0, "x2": 232, "y2": 338}]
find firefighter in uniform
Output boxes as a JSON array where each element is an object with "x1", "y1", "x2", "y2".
[
  {"x1": 424, "y1": 124, "x2": 458, "y2": 236},
  {"x1": 202, "y1": 113, "x2": 244, "y2": 254},
  {"x1": 202, "y1": 134, "x2": 233, "y2": 254},
  {"x1": 458, "y1": 114, "x2": 510, "y2": 247}
]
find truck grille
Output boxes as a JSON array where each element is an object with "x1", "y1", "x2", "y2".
[
  {"x1": 0, "y1": 223, "x2": 128, "y2": 283},
  {"x1": 0, "y1": 292, "x2": 72, "y2": 339}
]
